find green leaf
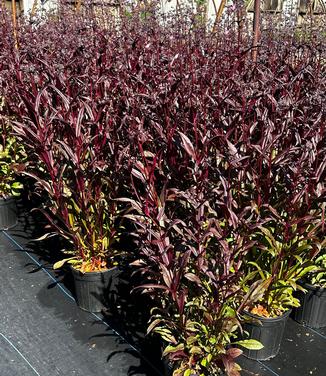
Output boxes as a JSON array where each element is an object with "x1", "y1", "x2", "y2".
[
  {"x1": 200, "y1": 358, "x2": 208, "y2": 367},
  {"x1": 189, "y1": 346, "x2": 202, "y2": 355},
  {"x1": 209, "y1": 337, "x2": 216, "y2": 345},
  {"x1": 186, "y1": 336, "x2": 198, "y2": 345},
  {"x1": 235, "y1": 339, "x2": 264, "y2": 350},
  {"x1": 162, "y1": 344, "x2": 184, "y2": 357},
  {"x1": 33, "y1": 233, "x2": 57, "y2": 241},
  {"x1": 11, "y1": 182, "x2": 23, "y2": 189},
  {"x1": 53, "y1": 257, "x2": 76, "y2": 270}
]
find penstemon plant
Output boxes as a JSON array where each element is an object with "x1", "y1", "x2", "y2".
[
  {"x1": 12, "y1": 82, "x2": 128, "y2": 271},
  {"x1": 4, "y1": 13, "x2": 131, "y2": 271},
  {"x1": 123, "y1": 115, "x2": 263, "y2": 375},
  {"x1": 126, "y1": 180, "x2": 261, "y2": 375}
]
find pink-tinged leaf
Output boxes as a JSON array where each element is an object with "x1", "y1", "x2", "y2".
[
  {"x1": 176, "y1": 289, "x2": 186, "y2": 314},
  {"x1": 75, "y1": 106, "x2": 85, "y2": 138},
  {"x1": 56, "y1": 140, "x2": 78, "y2": 165},
  {"x1": 227, "y1": 140, "x2": 238, "y2": 156},
  {"x1": 222, "y1": 354, "x2": 241, "y2": 376},
  {"x1": 226, "y1": 347, "x2": 243, "y2": 359},
  {"x1": 161, "y1": 264, "x2": 173, "y2": 288},
  {"x1": 32, "y1": 208, "x2": 73, "y2": 240},
  {"x1": 315, "y1": 157, "x2": 326, "y2": 181},
  {"x1": 178, "y1": 132, "x2": 196, "y2": 159},
  {"x1": 184, "y1": 273, "x2": 202, "y2": 286},
  {"x1": 116, "y1": 197, "x2": 143, "y2": 214},
  {"x1": 131, "y1": 168, "x2": 146, "y2": 183},
  {"x1": 133, "y1": 284, "x2": 169, "y2": 292},
  {"x1": 49, "y1": 85, "x2": 70, "y2": 111},
  {"x1": 35, "y1": 88, "x2": 47, "y2": 116},
  {"x1": 146, "y1": 318, "x2": 162, "y2": 335},
  {"x1": 22, "y1": 171, "x2": 53, "y2": 195}
]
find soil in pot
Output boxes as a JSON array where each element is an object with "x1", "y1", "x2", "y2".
[
  {"x1": 71, "y1": 266, "x2": 119, "y2": 313},
  {"x1": 242, "y1": 309, "x2": 291, "y2": 361},
  {"x1": 0, "y1": 196, "x2": 18, "y2": 230},
  {"x1": 293, "y1": 281, "x2": 326, "y2": 328}
]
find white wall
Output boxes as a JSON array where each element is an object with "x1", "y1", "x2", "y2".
[
  {"x1": 22, "y1": 0, "x2": 58, "y2": 15},
  {"x1": 160, "y1": 0, "x2": 223, "y2": 21},
  {"x1": 21, "y1": 0, "x2": 224, "y2": 17}
]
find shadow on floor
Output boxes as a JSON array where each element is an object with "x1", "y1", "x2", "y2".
[{"x1": 8, "y1": 199, "x2": 165, "y2": 376}]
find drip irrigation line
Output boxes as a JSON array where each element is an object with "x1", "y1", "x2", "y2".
[
  {"x1": 257, "y1": 360, "x2": 281, "y2": 376},
  {"x1": 0, "y1": 332, "x2": 41, "y2": 376},
  {"x1": 2, "y1": 230, "x2": 164, "y2": 376},
  {"x1": 305, "y1": 326, "x2": 326, "y2": 340}
]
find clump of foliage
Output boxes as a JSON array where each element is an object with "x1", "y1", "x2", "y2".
[
  {"x1": 0, "y1": 98, "x2": 26, "y2": 198},
  {"x1": 309, "y1": 253, "x2": 326, "y2": 287},
  {"x1": 1, "y1": 7, "x2": 129, "y2": 271},
  {"x1": 0, "y1": 2, "x2": 325, "y2": 374}
]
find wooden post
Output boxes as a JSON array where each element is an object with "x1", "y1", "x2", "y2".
[
  {"x1": 31, "y1": 0, "x2": 38, "y2": 17},
  {"x1": 216, "y1": 0, "x2": 226, "y2": 20},
  {"x1": 252, "y1": 0, "x2": 261, "y2": 63},
  {"x1": 76, "y1": 0, "x2": 82, "y2": 11},
  {"x1": 11, "y1": 0, "x2": 18, "y2": 49},
  {"x1": 212, "y1": 0, "x2": 226, "y2": 32}
]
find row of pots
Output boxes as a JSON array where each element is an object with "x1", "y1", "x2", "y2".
[{"x1": 1, "y1": 196, "x2": 325, "y2": 365}]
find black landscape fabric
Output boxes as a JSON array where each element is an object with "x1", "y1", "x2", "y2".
[{"x1": 0, "y1": 214, "x2": 325, "y2": 376}]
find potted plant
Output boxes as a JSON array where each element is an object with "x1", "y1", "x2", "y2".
[
  {"x1": 152, "y1": 294, "x2": 262, "y2": 376},
  {"x1": 239, "y1": 222, "x2": 317, "y2": 360},
  {"x1": 0, "y1": 100, "x2": 25, "y2": 230},
  {"x1": 125, "y1": 148, "x2": 263, "y2": 376},
  {"x1": 51, "y1": 192, "x2": 121, "y2": 313},
  {"x1": 12, "y1": 83, "x2": 128, "y2": 313},
  {"x1": 19, "y1": 129, "x2": 124, "y2": 312},
  {"x1": 293, "y1": 247, "x2": 326, "y2": 328}
]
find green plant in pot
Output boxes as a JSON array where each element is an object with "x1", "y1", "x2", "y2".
[
  {"x1": 0, "y1": 100, "x2": 26, "y2": 230},
  {"x1": 149, "y1": 283, "x2": 263, "y2": 376},
  {"x1": 309, "y1": 252, "x2": 326, "y2": 286},
  {"x1": 51, "y1": 191, "x2": 121, "y2": 313},
  {"x1": 293, "y1": 237, "x2": 326, "y2": 328},
  {"x1": 239, "y1": 221, "x2": 317, "y2": 360}
]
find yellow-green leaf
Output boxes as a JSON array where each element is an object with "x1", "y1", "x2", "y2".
[
  {"x1": 162, "y1": 344, "x2": 184, "y2": 357},
  {"x1": 235, "y1": 339, "x2": 264, "y2": 350},
  {"x1": 53, "y1": 257, "x2": 76, "y2": 270}
]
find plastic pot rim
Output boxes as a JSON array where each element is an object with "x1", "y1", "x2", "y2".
[
  {"x1": 243, "y1": 308, "x2": 292, "y2": 323},
  {"x1": 0, "y1": 195, "x2": 17, "y2": 202},
  {"x1": 70, "y1": 265, "x2": 118, "y2": 276},
  {"x1": 298, "y1": 280, "x2": 326, "y2": 293}
]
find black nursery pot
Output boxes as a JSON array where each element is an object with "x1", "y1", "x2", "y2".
[
  {"x1": 242, "y1": 309, "x2": 291, "y2": 361},
  {"x1": 71, "y1": 266, "x2": 119, "y2": 313},
  {"x1": 162, "y1": 358, "x2": 226, "y2": 376},
  {"x1": 162, "y1": 357, "x2": 174, "y2": 376},
  {"x1": 293, "y1": 282, "x2": 326, "y2": 329},
  {"x1": 0, "y1": 196, "x2": 18, "y2": 230}
]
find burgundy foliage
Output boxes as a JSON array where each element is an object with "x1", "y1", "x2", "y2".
[{"x1": 0, "y1": 4, "x2": 325, "y2": 374}]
